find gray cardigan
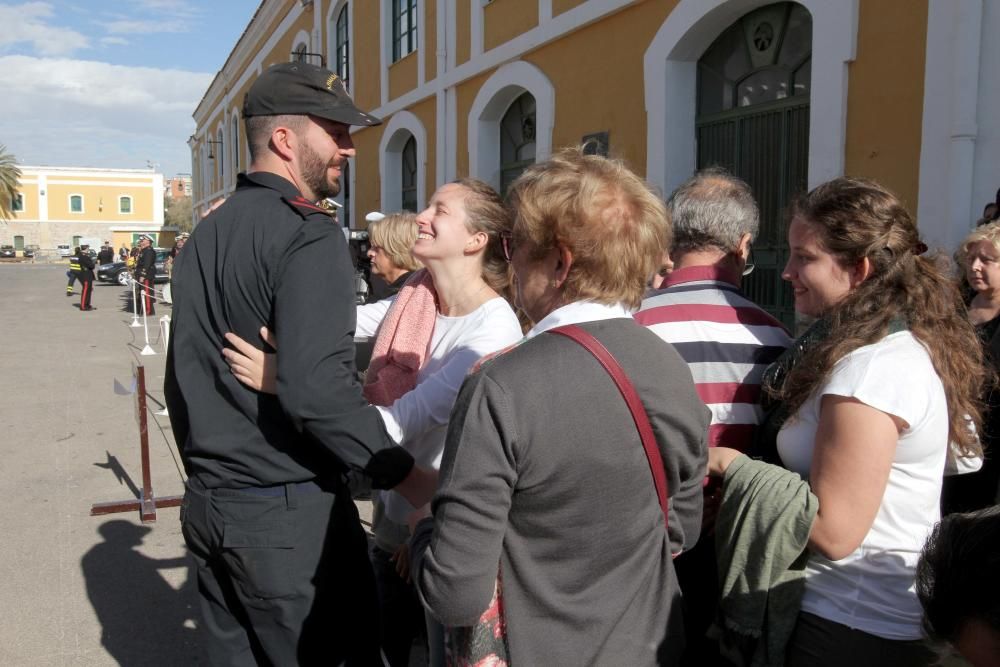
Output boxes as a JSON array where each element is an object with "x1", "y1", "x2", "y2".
[{"x1": 411, "y1": 319, "x2": 710, "y2": 665}]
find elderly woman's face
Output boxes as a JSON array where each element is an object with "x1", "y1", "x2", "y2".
[{"x1": 965, "y1": 240, "x2": 1000, "y2": 294}]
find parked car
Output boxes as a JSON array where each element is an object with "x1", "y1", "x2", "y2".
[
  {"x1": 97, "y1": 249, "x2": 170, "y2": 286},
  {"x1": 57, "y1": 244, "x2": 72, "y2": 257},
  {"x1": 0, "y1": 245, "x2": 16, "y2": 258},
  {"x1": 23, "y1": 245, "x2": 40, "y2": 258}
]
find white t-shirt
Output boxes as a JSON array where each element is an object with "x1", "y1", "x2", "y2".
[
  {"x1": 357, "y1": 296, "x2": 523, "y2": 522},
  {"x1": 776, "y1": 331, "x2": 948, "y2": 640}
]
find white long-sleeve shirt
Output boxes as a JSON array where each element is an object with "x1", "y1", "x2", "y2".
[{"x1": 357, "y1": 296, "x2": 523, "y2": 522}]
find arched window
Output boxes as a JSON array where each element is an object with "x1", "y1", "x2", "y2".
[
  {"x1": 401, "y1": 136, "x2": 417, "y2": 212},
  {"x1": 69, "y1": 194, "x2": 84, "y2": 213},
  {"x1": 231, "y1": 113, "x2": 241, "y2": 179},
  {"x1": 217, "y1": 128, "x2": 225, "y2": 186},
  {"x1": 335, "y1": 5, "x2": 350, "y2": 89},
  {"x1": 696, "y1": 2, "x2": 812, "y2": 327},
  {"x1": 697, "y1": 2, "x2": 811, "y2": 115},
  {"x1": 499, "y1": 93, "x2": 536, "y2": 195},
  {"x1": 391, "y1": 0, "x2": 417, "y2": 62},
  {"x1": 292, "y1": 42, "x2": 308, "y2": 62}
]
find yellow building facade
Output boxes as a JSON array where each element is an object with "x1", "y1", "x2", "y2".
[
  {"x1": 191, "y1": 0, "x2": 1000, "y2": 323},
  {"x1": 4, "y1": 166, "x2": 168, "y2": 254}
]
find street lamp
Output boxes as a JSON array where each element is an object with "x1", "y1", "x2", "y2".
[{"x1": 206, "y1": 140, "x2": 223, "y2": 160}]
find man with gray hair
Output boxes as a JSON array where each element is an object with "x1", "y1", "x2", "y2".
[{"x1": 634, "y1": 168, "x2": 791, "y2": 662}]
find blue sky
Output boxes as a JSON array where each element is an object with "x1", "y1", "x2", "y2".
[{"x1": 0, "y1": 1, "x2": 260, "y2": 178}]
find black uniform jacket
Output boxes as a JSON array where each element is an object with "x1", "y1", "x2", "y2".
[
  {"x1": 164, "y1": 171, "x2": 414, "y2": 490},
  {"x1": 134, "y1": 246, "x2": 156, "y2": 281},
  {"x1": 78, "y1": 252, "x2": 95, "y2": 280}
]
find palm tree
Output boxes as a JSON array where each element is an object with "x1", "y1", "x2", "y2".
[{"x1": 0, "y1": 145, "x2": 23, "y2": 222}]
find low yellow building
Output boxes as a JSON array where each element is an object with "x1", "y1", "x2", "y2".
[
  {"x1": 190, "y1": 0, "x2": 1000, "y2": 325},
  {"x1": 4, "y1": 166, "x2": 170, "y2": 255}
]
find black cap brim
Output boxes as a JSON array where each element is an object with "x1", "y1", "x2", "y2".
[{"x1": 312, "y1": 105, "x2": 382, "y2": 127}]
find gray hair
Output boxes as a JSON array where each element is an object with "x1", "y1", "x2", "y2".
[{"x1": 668, "y1": 168, "x2": 759, "y2": 255}]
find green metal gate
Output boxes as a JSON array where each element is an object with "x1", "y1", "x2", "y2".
[
  {"x1": 694, "y1": 1, "x2": 812, "y2": 329},
  {"x1": 697, "y1": 98, "x2": 808, "y2": 328}
]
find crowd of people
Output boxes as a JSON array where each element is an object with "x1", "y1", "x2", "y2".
[{"x1": 162, "y1": 61, "x2": 999, "y2": 667}]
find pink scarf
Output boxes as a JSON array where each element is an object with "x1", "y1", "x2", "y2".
[{"x1": 363, "y1": 269, "x2": 437, "y2": 407}]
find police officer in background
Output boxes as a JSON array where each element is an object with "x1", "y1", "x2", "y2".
[
  {"x1": 78, "y1": 244, "x2": 96, "y2": 311},
  {"x1": 66, "y1": 246, "x2": 81, "y2": 296},
  {"x1": 164, "y1": 62, "x2": 436, "y2": 665},
  {"x1": 133, "y1": 235, "x2": 156, "y2": 315},
  {"x1": 97, "y1": 241, "x2": 114, "y2": 265}
]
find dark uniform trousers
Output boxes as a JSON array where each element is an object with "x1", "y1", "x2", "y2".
[
  {"x1": 134, "y1": 279, "x2": 155, "y2": 315},
  {"x1": 80, "y1": 273, "x2": 94, "y2": 310},
  {"x1": 181, "y1": 477, "x2": 382, "y2": 666}
]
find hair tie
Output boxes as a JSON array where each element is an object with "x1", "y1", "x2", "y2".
[{"x1": 913, "y1": 242, "x2": 928, "y2": 256}]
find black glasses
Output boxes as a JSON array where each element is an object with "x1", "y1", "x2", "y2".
[{"x1": 500, "y1": 231, "x2": 515, "y2": 263}]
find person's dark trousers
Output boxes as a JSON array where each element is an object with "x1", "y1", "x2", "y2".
[
  {"x1": 80, "y1": 276, "x2": 93, "y2": 310},
  {"x1": 674, "y1": 533, "x2": 724, "y2": 665},
  {"x1": 371, "y1": 545, "x2": 426, "y2": 667},
  {"x1": 66, "y1": 271, "x2": 77, "y2": 294},
  {"x1": 181, "y1": 477, "x2": 382, "y2": 666},
  {"x1": 785, "y1": 612, "x2": 937, "y2": 667}
]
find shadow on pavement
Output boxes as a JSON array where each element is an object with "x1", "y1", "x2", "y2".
[{"x1": 81, "y1": 519, "x2": 202, "y2": 665}]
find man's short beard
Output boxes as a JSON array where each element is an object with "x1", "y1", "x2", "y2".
[{"x1": 300, "y1": 143, "x2": 341, "y2": 201}]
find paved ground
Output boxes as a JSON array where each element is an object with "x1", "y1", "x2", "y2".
[{"x1": 0, "y1": 262, "x2": 374, "y2": 666}]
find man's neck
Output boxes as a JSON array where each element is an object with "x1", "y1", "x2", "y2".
[{"x1": 672, "y1": 249, "x2": 739, "y2": 276}]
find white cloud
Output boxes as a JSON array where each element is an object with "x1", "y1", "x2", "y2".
[
  {"x1": 105, "y1": 19, "x2": 188, "y2": 35},
  {"x1": 0, "y1": 55, "x2": 212, "y2": 176},
  {"x1": 99, "y1": 36, "x2": 129, "y2": 47},
  {"x1": 0, "y1": 2, "x2": 90, "y2": 56}
]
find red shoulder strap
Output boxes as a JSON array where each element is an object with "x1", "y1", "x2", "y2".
[{"x1": 548, "y1": 324, "x2": 670, "y2": 529}]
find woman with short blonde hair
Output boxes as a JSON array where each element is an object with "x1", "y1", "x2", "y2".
[
  {"x1": 508, "y1": 150, "x2": 670, "y2": 310},
  {"x1": 368, "y1": 212, "x2": 422, "y2": 274}
]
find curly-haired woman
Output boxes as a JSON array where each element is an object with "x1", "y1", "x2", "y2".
[{"x1": 710, "y1": 178, "x2": 986, "y2": 666}]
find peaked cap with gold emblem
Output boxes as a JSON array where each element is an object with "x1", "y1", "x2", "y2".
[{"x1": 243, "y1": 61, "x2": 381, "y2": 127}]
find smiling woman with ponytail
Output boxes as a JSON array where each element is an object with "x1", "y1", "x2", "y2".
[{"x1": 710, "y1": 177, "x2": 986, "y2": 667}]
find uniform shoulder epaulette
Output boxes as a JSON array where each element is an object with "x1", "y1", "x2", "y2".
[{"x1": 284, "y1": 195, "x2": 334, "y2": 219}]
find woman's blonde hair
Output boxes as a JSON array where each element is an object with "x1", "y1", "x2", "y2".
[
  {"x1": 777, "y1": 177, "x2": 986, "y2": 456},
  {"x1": 368, "y1": 212, "x2": 422, "y2": 272},
  {"x1": 506, "y1": 147, "x2": 669, "y2": 310}
]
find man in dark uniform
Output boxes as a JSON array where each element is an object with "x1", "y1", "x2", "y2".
[
  {"x1": 67, "y1": 246, "x2": 82, "y2": 296},
  {"x1": 97, "y1": 241, "x2": 114, "y2": 265},
  {"x1": 164, "y1": 62, "x2": 434, "y2": 665},
  {"x1": 133, "y1": 235, "x2": 156, "y2": 315},
  {"x1": 78, "y1": 244, "x2": 96, "y2": 311}
]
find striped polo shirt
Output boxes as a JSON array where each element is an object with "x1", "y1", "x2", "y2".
[{"x1": 635, "y1": 265, "x2": 791, "y2": 452}]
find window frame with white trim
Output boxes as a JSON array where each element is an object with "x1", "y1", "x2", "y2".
[{"x1": 69, "y1": 194, "x2": 85, "y2": 214}]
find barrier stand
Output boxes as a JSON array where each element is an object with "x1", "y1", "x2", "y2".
[
  {"x1": 139, "y1": 279, "x2": 156, "y2": 356},
  {"x1": 91, "y1": 363, "x2": 182, "y2": 522},
  {"x1": 129, "y1": 276, "x2": 142, "y2": 328},
  {"x1": 154, "y1": 315, "x2": 171, "y2": 417},
  {"x1": 159, "y1": 315, "x2": 171, "y2": 355}
]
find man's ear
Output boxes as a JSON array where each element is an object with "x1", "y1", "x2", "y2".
[
  {"x1": 269, "y1": 126, "x2": 297, "y2": 162},
  {"x1": 737, "y1": 232, "x2": 753, "y2": 259}
]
